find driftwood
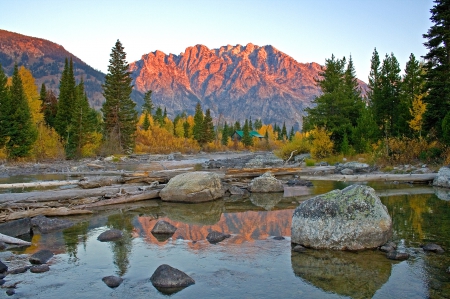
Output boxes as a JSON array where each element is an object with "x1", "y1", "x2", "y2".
[
  {"x1": 1, "y1": 207, "x2": 93, "y2": 222},
  {"x1": 285, "y1": 150, "x2": 298, "y2": 165},
  {"x1": 73, "y1": 189, "x2": 160, "y2": 209},
  {"x1": 0, "y1": 180, "x2": 79, "y2": 190},
  {"x1": 0, "y1": 233, "x2": 32, "y2": 245},
  {"x1": 77, "y1": 176, "x2": 122, "y2": 189},
  {"x1": 296, "y1": 173, "x2": 436, "y2": 183},
  {"x1": 225, "y1": 167, "x2": 304, "y2": 179}
]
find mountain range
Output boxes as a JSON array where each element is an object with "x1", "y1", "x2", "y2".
[{"x1": 0, "y1": 29, "x2": 367, "y2": 130}]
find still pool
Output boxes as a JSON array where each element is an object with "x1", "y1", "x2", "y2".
[{"x1": 2, "y1": 181, "x2": 450, "y2": 298}]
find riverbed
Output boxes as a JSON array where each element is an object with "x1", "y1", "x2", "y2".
[{"x1": 1, "y1": 180, "x2": 449, "y2": 298}]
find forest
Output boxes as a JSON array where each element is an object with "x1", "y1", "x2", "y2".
[{"x1": 0, "y1": 0, "x2": 449, "y2": 167}]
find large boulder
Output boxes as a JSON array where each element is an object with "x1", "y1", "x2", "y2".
[
  {"x1": 159, "y1": 172, "x2": 224, "y2": 203},
  {"x1": 433, "y1": 166, "x2": 450, "y2": 188},
  {"x1": 248, "y1": 172, "x2": 284, "y2": 193},
  {"x1": 150, "y1": 264, "x2": 195, "y2": 293},
  {"x1": 291, "y1": 185, "x2": 392, "y2": 250}
]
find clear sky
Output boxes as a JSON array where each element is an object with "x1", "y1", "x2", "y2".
[{"x1": 2, "y1": 0, "x2": 434, "y2": 82}]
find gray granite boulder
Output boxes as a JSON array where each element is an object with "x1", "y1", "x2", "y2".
[
  {"x1": 151, "y1": 220, "x2": 177, "y2": 235},
  {"x1": 291, "y1": 185, "x2": 392, "y2": 250},
  {"x1": 102, "y1": 276, "x2": 123, "y2": 288},
  {"x1": 97, "y1": 229, "x2": 123, "y2": 242},
  {"x1": 150, "y1": 264, "x2": 195, "y2": 289},
  {"x1": 336, "y1": 162, "x2": 371, "y2": 174},
  {"x1": 30, "y1": 264, "x2": 50, "y2": 273},
  {"x1": 206, "y1": 230, "x2": 230, "y2": 244},
  {"x1": 160, "y1": 172, "x2": 224, "y2": 203},
  {"x1": 31, "y1": 215, "x2": 73, "y2": 233},
  {"x1": 433, "y1": 166, "x2": 450, "y2": 188},
  {"x1": 248, "y1": 172, "x2": 284, "y2": 193},
  {"x1": 29, "y1": 250, "x2": 54, "y2": 264}
]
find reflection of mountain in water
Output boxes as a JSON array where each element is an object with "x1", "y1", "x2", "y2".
[
  {"x1": 291, "y1": 250, "x2": 392, "y2": 298},
  {"x1": 249, "y1": 193, "x2": 283, "y2": 210}
]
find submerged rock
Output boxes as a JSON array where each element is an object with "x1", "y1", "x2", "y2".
[
  {"x1": 150, "y1": 264, "x2": 195, "y2": 291},
  {"x1": 160, "y1": 172, "x2": 224, "y2": 203},
  {"x1": 292, "y1": 245, "x2": 307, "y2": 252},
  {"x1": 386, "y1": 251, "x2": 409, "y2": 261},
  {"x1": 0, "y1": 218, "x2": 31, "y2": 237},
  {"x1": 248, "y1": 172, "x2": 284, "y2": 193},
  {"x1": 379, "y1": 242, "x2": 397, "y2": 253},
  {"x1": 421, "y1": 243, "x2": 445, "y2": 253},
  {"x1": 31, "y1": 215, "x2": 73, "y2": 233},
  {"x1": 97, "y1": 229, "x2": 123, "y2": 242},
  {"x1": 29, "y1": 249, "x2": 54, "y2": 264},
  {"x1": 291, "y1": 185, "x2": 392, "y2": 250},
  {"x1": 30, "y1": 264, "x2": 50, "y2": 273},
  {"x1": 102, "y1": 275, "x2": 123, "y2": 288}
]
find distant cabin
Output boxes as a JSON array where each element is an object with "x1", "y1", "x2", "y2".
[{"x1": 231, "y1": 130, "x2": 264, "y2": 140}]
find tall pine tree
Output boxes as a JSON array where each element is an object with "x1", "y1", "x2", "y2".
[
  {"x1": 5, "y1": 65, "x2": 37, "y2": 158},
  {"x1": 423, "y1": 0, "x2": 450, "y2": 141},
  {"x1": 193, "y1": 102, "x2": 204, "y2": 143},
  {"x1": 55, "y1": 57, "x2": 76, "y2": 140},
  {"x1": 0, "y1": 63, "x2": 9, "y2": 148},
  {"x1": 102, "y1": 40, "x2": 137, "y2": 154},
  {"x1": 203, "y1": 108, "x2": 215, "y2": 143}
]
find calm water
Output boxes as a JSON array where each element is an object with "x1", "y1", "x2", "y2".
[{"x1": 2, "y1": 181, "x2": 450, "y2": 299}]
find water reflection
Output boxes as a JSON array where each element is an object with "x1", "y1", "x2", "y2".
[{"x1": 291, "y1": 249, "x2": 392, "y2": 298}]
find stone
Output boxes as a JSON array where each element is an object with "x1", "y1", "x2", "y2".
[
  {"x1": 291, "y1": 185, "x2": 392, "y2": 250},
  {"x1": 433, "y1": 166, "x2": 450, "y2": 188},
  {"x1": 6, "y1": 288, "x2": 15, "y2": 296},
  {"x1": 379, "y1": 242, "x2": 397, "y2": 252},
  {"x1": 97, "y1": 229, "x2": 123, "y2": 242},
  {"x1": 245, "y1": 153, "x2": 284, "y2": 168},
  {"x1": 31, "y1": 215, "x2": 73, "y2": 233},
  {"x1": 228, "y1": 185, "x2": 246, "y2": 195},
  {"x1": 0, "y1": 218, "x2": 31, "y2": 237},
  {"x1": 340, "y1": 168, "x2": 354, "y2": 175},
  {"x1": 273, "y1": 236, "x2": 285, "y2": 240},
  {"x1": 386, "y1": 251, "x2": 410, "y2": 261},
  {"x1": 294, "y1": 153, "x2": 311, "y2": 163},
  {"x1": 151, "y1": 220, "x2": 177, "y2": 235},
  {"x1": 0, "y1": 260, "x2": 7, "y2": 274},
  {"x1": 206, "y1": 230, "x2": 230, "y2": 244},
  {"x1": 0, "y1": 242, "x2": 6, "y2": 250},
  {"x1": 292, "y1": 245, "x2": 307, "y2": 252},
  {"x1": 7, "y1": 266, "x2": 30, "y2": 274},
  {"x1": 160, "y1": 172, "x2": 224, "y2": 203},
  {"x1": 248, "y1": 172, "x2": 284, "y2": 193},
  {"x1": 29, "y1": 249, "x2": 54, "y2": 264},
  {"x1": 286, "y1": 179, "x2": 313, "y2": 187},
  {"x1": 30, "y1": 264, "x2": 50, "y2": 273},
  {"x1": 150, "y1": 264, "x2": 195, "y2": 289},
  {"x1": 421, "y1": 243, "x2": 445, "y2": 253},
  {"x1": 102, "y1": 275, "x2": 123, "y2": 288}
]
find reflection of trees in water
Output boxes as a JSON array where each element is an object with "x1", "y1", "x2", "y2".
[
  {"x1": 106, "y1": 212, "x2": 135, "y2": 276},
  {"x1": 62, "y1": 221, "x2": 89, "y2": 264},
  {"x1": 291, "y1": 250, "x2": 392, "y2": 298}
]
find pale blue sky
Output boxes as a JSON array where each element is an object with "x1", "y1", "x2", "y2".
[{"x1": 1, "y1": 0, "x2": 434, "y2": 82}]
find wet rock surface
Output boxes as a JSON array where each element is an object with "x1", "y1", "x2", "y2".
[
  {"x1": 386, "y1": 251, "x2": 410, "y2": 261},
  {"x1": 30, "y1": 264, "x2": 50, "y2": 273},
  {"x1": 206, "y1": 230, "x2": 230, "y2": 244},
  {"x1": 291, "y1": 185, "x2": 392, "y2": 250},
  {"x1": 31, "y1": 215, "x2": 73, "y2": 233},
  {"x1": 0, "y1": 218, "x2": 31, "y2": 237},
  {"x1": 97, "y1": 229, "x2": 123, "y2": 242},
  {"x1": 150, "y1": 264, "x2": 195, "y2": 289},
  {"x1": 29, "y1": 249, "x2": 54, "y2": 264},
  {"x1": 151, "y1": 220, "x2": 177, "y2": 235},
  {"x1": 422, "y1": 243, "x2": 445, "y2": 253},
  {"x1": 102, "y1": 275, "x2": 123, "y2": 288}
]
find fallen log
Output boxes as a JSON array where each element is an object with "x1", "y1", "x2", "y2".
[
  {"x1": 0, "y1": 207, "x2": 93, "y2": 222},
  {"x1": 73, "y1": 189, "x2": 160, "y2": 209},
  {"x1": 77, "y1": 176, "x2": 122, "y2": 189},
  {"x1": 224, "y1": 167, "x2": 304, "y2": 179},
  {"x1": 297, "y1": 173, "x2": 436, "y2": 183},
  {"x1": 0, "y1": 233, "x2": 31, "y2": 246},
  {"x1": 0, "y1": 180, "x2": 79, "y2": 190}
]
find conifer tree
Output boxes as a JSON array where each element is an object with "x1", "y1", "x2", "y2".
[
  {"x1": 39, "y1": 83, "x2": 46, "y2": 103},
  {"x1": 5, "y1": 65, "x2": 37, "y2": 158},
  {"x1": 154, "y1": 106, "x2": 164, "y2": 126},
  {"x1": 203, "y1": 108, "x2": 215, "y2": 143},
  {"x1": 102, "y1": 40, "x2": 137, "y2": 154},
  {"x1": 249, "y1": 117, "x2": 253, "y2": 131},
  {"x1": 221, "y1": 121, "x2": 230, "y2": 145},
  {"x1": 242, "y1": 119, "x2": 253, "y2": 146},
  {"x1": 281, "y1": 122, "x2": 287, "y2": 140},
  {"x1": 183, "y1": 121, "x2": 190, "y2": 138},
  {"x1": 234, "y1": 121, "x2": 241, "y2": 131},
  {"x1": 289, "y1": 126, "x2": 295, "y2": 141},
  {"x1": 41, "y1": 90, "x2": 58, "y2": 128},
  {"x1": 0, "y1": 63, "x2": 9, "y2": 148},
  {"x1": 142, "y1": 90, "x2": 154, "y2": 115},
  {"x1": 422, "y1": 0, "x2": 450, "y2": 141},
  {"x1": 55, "y1": 57, "x2": 76, "y2": 140},
  {"x1": 193, "y1": 102, "x2": 204, "y2": 143}
]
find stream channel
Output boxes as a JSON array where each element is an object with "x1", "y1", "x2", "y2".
[{"x1": 0, "y1": 177, "x2": 449, "y2": 298}]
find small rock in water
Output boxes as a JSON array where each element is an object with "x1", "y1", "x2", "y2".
[
  {"x1": 7, "y1": 266, "x2": 30, "y2": 274},
  {"x1": 150, "y1": 264, "x2": 195, "y2": 290},
  {"x1": 0, "y1": 260, "x2": 7, "y2": 274},
  {"x1": 6, "y1": 288, "x2": 15, "y2": 296},
  {"x1": 273, "y1": 236, "x2": 285, "y2": 240},
  {"x1": 380, "y1": 242, "x2": 397, "y2": 252},
  {"x1": 292, "y1": 245, "x2": 307, "y2": 252},
  {"x1": 30, "y1": 249, "x2": 54, "y2": 264},
  {"x1": 97, "y1": 229, "x2": 123, "y2": 242},
  {"x1": 102, "y1": 275, "x2": 123, "y2": 288},
  {"x1": 386, "y1": 251, "x2": 410, "y2": 261},
  {"x1": 151, "y1": 220, "x2": 177, "y2": 235},
  {"x1": 206, "y1": 231, "x2": 230, "y2": 244},
  {"x1": 31, "y1": 215, "x2": 73, "y2": 233},
  {"x1": 421, "y1": 243, "x2": 445, "y2": 253},
  {"x1": 0, "y1": 242, "x2": 7, "y2": 250},
  {"x1": 30, "y1": 264, "x2": 50, "y2": 273}
]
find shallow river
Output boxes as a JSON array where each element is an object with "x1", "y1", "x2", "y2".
[{"x1": 2, "y1": 181, "x2": 450, "y2": 298}]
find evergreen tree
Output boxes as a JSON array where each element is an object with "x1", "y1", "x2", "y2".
[
  {"x1": 242, "y1": 119, "x2": 253, "y2": 146},
  {"x1": 281, "y1": 122, "x2": 287, "y2": 140},
  {"x1": 154, "y1": 106, "x2": 164, "y2": 126},
  {"x1": 183, "y1": 121, "x2": 190, "y2": 138},
  {"x1": 163, "y1": 107, "x2": 167, "y2": 119},
  {"x1": 221, "y1": 121, "x2": 230, "y2": 145},
  {"x1": 352, "y1": 106, "x2": 378, "y2": 153},
  {"x1": 102, "y1": 40, "x2": 137, "y2": 154},
  {"x1": 142, "y1": 113, "x2": 151, "y2": 131},
  {"x1": 422, "y1": 0, "x2": 450, "y2": 140},
  {"x1": 5, "y1": 65, "x2": 37, "y2": 158},
  {"x1": 254, "y1": 119, "x2": 262, "y2": 130},
  {"x1": 55, "y1": 58, "x2": 76, "y2": 140},
  {"x1": 193, "y1": 102, "x2": 204, "y2": 143},
  {"x1": 39, "y1": 83, "x2": 46, "y2": 103},
  {"x1": 203, "y1": 108, "x2": 215, "y2": 143},
  {"x1": 0, "y1": 63, "x2": 9, "y2": 147},
  {"x1": 367, "y1": 48, "x2": 382, "y2": 141},
  {"x1": 142, "y1": 90, "x2": 154, "y2": 115},
  {"x1": 249, "y1": 117, "x2": 253, "y2": 131},
  {"x1": 234, "y1": 120, "x2": 241, "y2": 131},
  {"x1": 41, "y1": 90, "x2": 58, "y2": 128},
  {"x1": 289, "y1": 126, "x2": 295, "y2": 141}
]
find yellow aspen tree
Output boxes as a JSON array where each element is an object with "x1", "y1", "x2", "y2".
[{"x1": 409, "y1": 93, "x2": 427, "y2": 137}]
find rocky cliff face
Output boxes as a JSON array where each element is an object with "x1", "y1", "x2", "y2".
[
  {"x1": 130, "y1": 43, "x2": 331, "y2": 129},
  {"x1": 0, "y1": 29, "x2": 106, "y2": 109}
]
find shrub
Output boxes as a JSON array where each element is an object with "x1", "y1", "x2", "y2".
[
  {"x1": 310, "y1": 127, "x2": 334, "y2": 159},
  {"x1": 305, "y1": 158, "x2": 316, "y2": 166},
  {"x1": 275, "y1": 134, "x2": 311, "y2": 160}
]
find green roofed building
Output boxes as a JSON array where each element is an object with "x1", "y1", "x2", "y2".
[{"x1": 231, "y1": 130, "x2": 264, "y2": 140}]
